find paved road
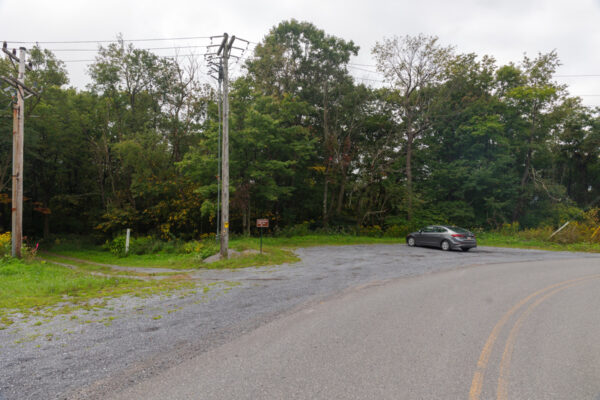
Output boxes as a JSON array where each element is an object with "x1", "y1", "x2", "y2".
[
  {"x1": 111, "y1": 256, "x2": 600, "y2": 400},
  {"x1": 2, "y1": 245, "x2": 600, "y2": 399}
]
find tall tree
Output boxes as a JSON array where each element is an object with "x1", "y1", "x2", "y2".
[
  {"x1": 372, "y1": 34, "x2": 453, "y2": 221},
  {"x1": 247, "y1": 19, "x2": 359, "y2": 225}
]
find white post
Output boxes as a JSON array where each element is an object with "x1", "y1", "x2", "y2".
[{"x1": 125, "y1": 228, "x2": 131, "y2": 254}]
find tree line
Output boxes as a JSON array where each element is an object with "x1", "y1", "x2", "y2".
[{"x1": 1, "y1": 19, "x2": 599, "y2": 240}]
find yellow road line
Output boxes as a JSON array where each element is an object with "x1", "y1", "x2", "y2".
[
  {"x1": 496, "y1": 277, "x2": 600, "y2": 400},
  {"x1": 469, "y1": 274, "x2": 600, "y2": 400}
]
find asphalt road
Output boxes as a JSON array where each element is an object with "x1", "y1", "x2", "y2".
[
  {"x1": 110, "y1": 256, "x2": 600, "y2": 400},
  {"x1": 2, "y1": 245, "x2": 600, "y2": 399}
]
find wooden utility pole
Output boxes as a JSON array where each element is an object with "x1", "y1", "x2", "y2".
[
  {"x1": 1, "y1": 43, "x2": 37, "y2": 258},
  {"x1": 13, "y1": 47, "x2": 25, "y2": 258},
  {"x1": 217, "y1": 34, "x2": 235, "y2": 259},
  {"x1": 216, "y1": 61, "x2": 223, "y2": 242}
]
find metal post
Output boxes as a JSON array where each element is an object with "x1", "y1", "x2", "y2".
[
  {"x1": 260, "y1": 228, "x2": 263, "y2": 254},
  {"x1": 11, "y1": 48, "x2": 26, "y2": 258}
]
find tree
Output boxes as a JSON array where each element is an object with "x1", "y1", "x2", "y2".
[
  {"x1": 496, "y1": 52, "x2": 565, "y2": 221},
  {"x1": 372, "y1": 34, "x2": 453, "y2": 221},
  {"x1": 247, "y1": 19, "x2": 359, "y2": 225}
]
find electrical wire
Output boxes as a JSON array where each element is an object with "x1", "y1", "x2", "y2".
[
  {"x1": 6, "y1": 36, "x2": 220, "y2": 44},
  {"x1": 47, "y1": 45, "x2": 214, "y2": 52}
]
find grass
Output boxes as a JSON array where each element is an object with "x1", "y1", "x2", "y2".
[
  {"x1": 44, "y1": 248, "x2": 199, "y2": 269},
  {"x1": 43, "y1": 234, "x2": 405, "y2": 271},
  {"x1": 478, "y1": 232, "x2": 600, "y2": 253},
  {"x1": 40, "y1": 253, "x2": 186, "y2": 277},
  {"x1": 241, "y1": 234, "x2": 405, "y2": 248},
  {"x1": 0, "y1": 257, "x2": 195, "y2": 329},
  {"x1": 4, "y1": 231, "x2": 600, "y2": 330}
]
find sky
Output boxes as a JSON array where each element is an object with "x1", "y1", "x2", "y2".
[{"x1": 1, "y1": 0, "x2": 600, "y2": 107}]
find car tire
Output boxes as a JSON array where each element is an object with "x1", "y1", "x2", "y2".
[
  {"x1": 407, "y1": 236, "x2": 416, "y2": 247},
  {"x1": 462, "y1": 247, "x2": 470, "y2": 252},
  {"x1": 441, "y1": 240, "x2": 450, "y2": 251}
]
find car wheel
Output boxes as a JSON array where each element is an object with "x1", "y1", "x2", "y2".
[
  {"x1": 441, "y1": 240, "x2": 450, "y2": 251},
  {"x1": 407, "y1": 236, "x2": 416, "y2": 247}
]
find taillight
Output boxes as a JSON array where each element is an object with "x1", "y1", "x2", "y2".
[{"x1": 451, "y1": 234, "x2": 465, "y2": 238}]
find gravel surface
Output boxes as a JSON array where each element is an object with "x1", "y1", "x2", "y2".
[{"x1": 1, "y1": 244, "x2": 599, "y2": 399}]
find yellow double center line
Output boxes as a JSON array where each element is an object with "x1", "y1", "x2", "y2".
[{"x1": 469, "y1": 274, "x2": 600, "y2": 400}]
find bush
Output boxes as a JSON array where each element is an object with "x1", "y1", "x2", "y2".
[
  {"x1": 276, "y1": 221, "x2": 311, "y2": 237},
  {"x1": 358, "y1": 225, "x2": 383, "y2": 237},
  {"x1": 0, "y1": 232, "x2": 10, "y2": 258},
  {"x1": 0, "y1": 232, "x2": 38, "y2": 260},
  {"x1": 383, "y1": 225, "x2": 407, "y2": 238},
  {"x1": 106, "y1": 235, "x2": 127, "y2": 256},
  {"x1": 198, "y1": 241, "x2": 219, "y2": 259}
]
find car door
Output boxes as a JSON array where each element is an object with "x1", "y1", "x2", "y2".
[
  {"x1": 434, "y1": 226, "x2": 448, "y2": 247},
  {"x1": 419, "y1": 226, "x2": 436, "y2": 246}
]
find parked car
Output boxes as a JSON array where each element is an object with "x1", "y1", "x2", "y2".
[{"x1": 406, "y1": 225, "x2": 477, "y2": 251}]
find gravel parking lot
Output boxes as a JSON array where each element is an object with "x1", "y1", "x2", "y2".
[{"x1": 2, "y1": 244, "x2": 599, "y2": 400}]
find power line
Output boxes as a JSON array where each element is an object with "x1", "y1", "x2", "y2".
[
  {"x1": 47, "y1": 45, "x2": 216, "y2": 52},
  {"x1": 556, "y1": 74, "x2": 600, "y2": 78},
  {"x1": 6, "y1": 35, "x2": 221, "y2": 44}
]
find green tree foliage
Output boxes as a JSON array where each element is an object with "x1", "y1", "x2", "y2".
[{"x1": 0, "y1": 22, "x2": 599, "y2": 240}]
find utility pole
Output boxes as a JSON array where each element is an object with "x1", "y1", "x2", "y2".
[
  {"x1": 217, "y1": 33, "x2": 235, "y2": 259},
  {"x1": 1, "y1": 43, "x2": 37, "y2": 258},
  {"x1": 206, "y1": 33, "x2": 249, "y2": 259},
  {"x1": 215, "y1": 64, "x2": 222, "y2": 242}
]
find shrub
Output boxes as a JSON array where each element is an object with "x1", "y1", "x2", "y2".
[
  {"x1": 277, "y1": 221, "x2": 311, "y2": 237},
  {"x1": 107, "y1": 235, "x2": 127, "y2": 257},
  {"x1": 0, "y1": 232, "x2": 11, "y2": 258},
  {"x1": 358, "y1": 225, "x2": 383, "y2": 237},
  {"x1": 383, "y1": 225, "x2": 406, "y2": 238}
]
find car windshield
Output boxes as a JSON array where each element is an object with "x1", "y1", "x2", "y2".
[{"x1": 449, "y1": 226, "x2": 469, "y2": 234}]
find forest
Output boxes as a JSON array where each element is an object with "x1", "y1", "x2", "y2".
[{"x1": 1, "y1": 19, "x2": 599, "y2": 242}]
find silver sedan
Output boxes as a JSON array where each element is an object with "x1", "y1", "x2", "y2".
[{"x1": 406, "y1": 225, "x2": 477, "y2": 251}]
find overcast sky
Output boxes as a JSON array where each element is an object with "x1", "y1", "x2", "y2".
[{"x1": 1, "y1": 0, "x2": 600, "y2": 107}]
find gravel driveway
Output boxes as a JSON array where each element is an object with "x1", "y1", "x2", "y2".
[{"x1": 1, "y1": 244, "x2": 599, "y2": 400}]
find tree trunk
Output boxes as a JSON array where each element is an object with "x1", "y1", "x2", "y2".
[
  {"x1": 336, "y1": 169, "x2": 347, "y2": 215},
  {"x1": 406, "y1": 131, "x2": 414, "y2": 221},
  {"x1": 246, "y1": 203, "x2": 251, "y2": 236},
  {"x1": 513, "y1": 115, "x2": 536, "y2": 221},
  {"x1": 43, "y1": 213, "x2": 50, "y2": 239},
  {"x1": 323, "y1": 178, "x2": 329, "y2": 226},
  {"x1": 322, "y1": 82, "x2": 330, "y2": 226}
]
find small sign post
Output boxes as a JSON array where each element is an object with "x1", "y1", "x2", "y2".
[{"x1": 256, "y1": 219, "x2": 269, "y2": 254}]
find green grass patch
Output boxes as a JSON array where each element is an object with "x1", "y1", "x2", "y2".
[
  {"x1": 236, "y1": 234, "x2": 405, "y2": 249},
  {"x1": 203, "y1": 246, "x2": 299, "y2": 269},
  {"x1": 44, "y1": 248, "x2": 199, "y2": 269},
  {"x1": 40, "y1": 253, "x2": 186, "y2": 278},
  {"x1": 0, "y1": 258, "x2": 195, "y2": 328},
  {"x1": 478, "y1": 232, "x2": 600, "y2": 253},
  {"x1": 44, "y1": 234, "x2": 405, "y2": 271}
]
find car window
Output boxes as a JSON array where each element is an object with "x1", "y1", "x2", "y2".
[
  {"x1": 422, "y1": 226, "x2": 435, "y2": 233},
  {"x1": 449, "y1": 226, "x2": 469, "y2": 234},
  {"x1": 436, "y1": 227, "x2": 447, "y2": 233}
]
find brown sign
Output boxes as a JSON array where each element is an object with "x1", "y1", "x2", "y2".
[{"x1": 256, "y1": 219, "x2": 269, "y2": 228}]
